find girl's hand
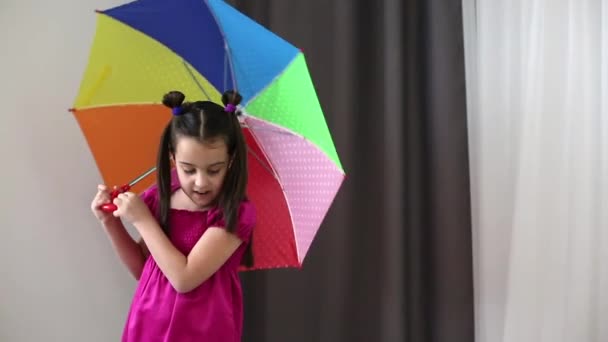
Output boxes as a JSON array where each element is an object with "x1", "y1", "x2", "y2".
[
  {"x1": 91, "y1": 184, "x2": 119, "y2": 223},
  {"x1": 112, "y1": 192, "x2": 154, "y2": 228}
]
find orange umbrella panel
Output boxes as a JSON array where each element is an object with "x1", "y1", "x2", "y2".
[{"x1": 72, "y1": 104, "x2": 170, "y2": 194}]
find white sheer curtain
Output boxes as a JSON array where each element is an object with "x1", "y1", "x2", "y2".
[{"x1": 463, "y1": 1, "x2": 608, "y2": 341}]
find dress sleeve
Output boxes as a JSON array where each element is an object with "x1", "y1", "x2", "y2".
[
  {"x1": 138, "y1": 184, "x2": 158, "y2": 218},
  {"x1": 206, "y1": 201, "x2": 256, "y2": 243}
]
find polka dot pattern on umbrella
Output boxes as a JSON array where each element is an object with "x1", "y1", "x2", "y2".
[{"x1": 245, "y1": 116, "x2": 345, "y2": 262}]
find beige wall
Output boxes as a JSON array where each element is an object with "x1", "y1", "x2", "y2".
[{"x1": 0, "y1": 1, "x2": 138, "y2": 340}]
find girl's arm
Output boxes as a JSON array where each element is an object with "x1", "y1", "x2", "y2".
[
  {"x1": 134, "y1": 216, "x2": 242, "y2": 293},
  {"x1": 102, "y1": 218, "x2": 149, "y2": 280}
]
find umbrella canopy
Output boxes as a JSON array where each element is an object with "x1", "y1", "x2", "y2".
[{"x1": 72, "y1": 0, "x2": 345, "y2": 270}]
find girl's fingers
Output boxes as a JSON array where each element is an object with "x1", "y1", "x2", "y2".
[
  {"x1": 113, "y1": 197, "x2": 122, "y2": 206},
  {"x1": 97, "y1": 191, "x2": 109, "y2": 201},
  {"x1": 96, "y1": 185, "x2": 107, "y2": 196},
  {"x1": 93, "y1": 191, "x2": 111, "y2": 209}
]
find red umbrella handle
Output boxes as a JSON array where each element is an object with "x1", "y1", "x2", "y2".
[
  {"x1": 100, "y1": 184, "x2": 131, "y2": 213},
  {"x1": 100, "y1": 203, "x2": 118, "y2": 213}
]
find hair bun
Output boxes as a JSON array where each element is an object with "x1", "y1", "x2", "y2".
[
  {"x1": 221, "y1": 90, "x2": 242, "y2": 107},
  {"x1": 162, "y1": 91, "x2": 186, "y2": 109}
]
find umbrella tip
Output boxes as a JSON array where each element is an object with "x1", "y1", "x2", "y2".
[
  {"x1": 68, "y1": 108, "x2": 75, "y2": 112},
  {"x1": 94, "y1": 9, "x2": 103, "y2": 13}
]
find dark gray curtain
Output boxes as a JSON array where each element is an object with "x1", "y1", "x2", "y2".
[{"x1": 229, "y1": 1, "x2": 475, "y2": 341}]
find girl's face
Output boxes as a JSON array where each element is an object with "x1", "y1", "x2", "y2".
[{"x1": 172, "y1": 136, "x2": 230, "y2": 209}]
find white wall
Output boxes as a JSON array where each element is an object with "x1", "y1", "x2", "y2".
[{"x1": 0, "y1": 1, "x2": 138, "y2": 340}]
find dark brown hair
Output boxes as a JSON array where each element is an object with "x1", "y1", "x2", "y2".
[{"x1": 157, "y1": 90, "x2": 252, "y2": 266}]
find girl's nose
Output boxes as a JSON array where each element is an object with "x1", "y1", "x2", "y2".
[{"x1": 194, "y1": 174, "x2": 208, "y2": 188}]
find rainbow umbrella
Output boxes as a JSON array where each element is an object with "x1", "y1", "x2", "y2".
[{"x1": 71, "y1": 0, "x2": 345, "y2": 270}]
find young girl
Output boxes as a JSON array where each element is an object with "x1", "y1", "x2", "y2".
[{"x1": 90, "y1": 90, "x2": 255, "y2": 342}]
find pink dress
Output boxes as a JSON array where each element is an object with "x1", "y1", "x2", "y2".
[{"x1": 121, "y1": 176, "x2": 255, "y2": 342}]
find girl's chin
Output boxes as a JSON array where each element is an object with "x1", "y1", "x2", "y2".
[{"x1": 188, "y1": 191, "x2": 216, "y2": 208}]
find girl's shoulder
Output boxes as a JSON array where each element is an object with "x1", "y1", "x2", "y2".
[
  {"x1": 139, "y1": 183, "x2": 159, "y2": 211},
  {"x1": 207, "y1": 200, "x2": 256, "y2": 225},
  {"x1": 206, "y1": 200, "x2": 256, "y2": 242},
  {"x1": 237, "y1": 199, "x2": 256, "y2": 222}
]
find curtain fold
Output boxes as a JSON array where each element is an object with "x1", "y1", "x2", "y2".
[{"x1": 231, "y1": 1, "x2": 475, "y2": 341}]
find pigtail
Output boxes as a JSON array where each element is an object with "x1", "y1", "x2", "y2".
[
  {"x1": 157, "y1": 91, "x2": 186, "y2": 235},
  {"x1": 157, "y1": 123, "x2": 173, "y2": 235},
  {"x1": 234, "y1": 122, "x2": 253, "y2": 267},
  {"x1": 220, "y1": 90, "x2": 253, "y2": 267},
  {"x1": 218, "y1": 90, "x2": 247, "y2": 233},
  {"x1": 221, "y1": 90, "x2": 242, "y2": 112},
  {"x1": 220, "y1": 125, "x2": 248, "y2": 231}
]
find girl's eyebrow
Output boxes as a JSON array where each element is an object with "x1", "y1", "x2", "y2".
[
  {"x1": 178, "y1": 161, "x2": 226, "y2": 168},
  {"x1": 207, "y1": 161, "x2": 227, "y2": 168}
]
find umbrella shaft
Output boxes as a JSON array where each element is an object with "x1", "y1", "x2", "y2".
[{"x1": 129, "y1": 166, "x2": 156, "y2": 186}]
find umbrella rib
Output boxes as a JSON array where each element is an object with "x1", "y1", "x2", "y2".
[
  {"x1": 240, "y1": 52, "x2": 301, "y2": 107},
  {"x1": 245, "y1": 127, "x2": 298, "y2": 137},
  {"x1": 242, "y1": 113, "x2": 345, "y2": 172},
  {"x1": 182, "y1": 60, "x2": 212, "y2": 101},
  {"x1": 70, "y1": 102, "x2": 154, "y2": 112},
  {"x1": 246, "y1": 146, "x2": 282, "y2": 186},
  {"x1": 241, "y1": 120, "x2": 283, "y2": 186},
  {"x1": 224, "y1": 53, "x2": 229, "y2": 92},
  {"x1": 204, "y1": 0, "x2": 239, "y2": 93},
  {"x1": 244, "y1": 123, "x2": 302, "y2": 262}
]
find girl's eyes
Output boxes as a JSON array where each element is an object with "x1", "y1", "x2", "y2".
[
  {"x1": 183, "y1": 169, "x2": 196, "y2": 175},
  {"x1": 208, "y1": 169, "x2": 221, "y2": 175}
]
